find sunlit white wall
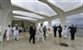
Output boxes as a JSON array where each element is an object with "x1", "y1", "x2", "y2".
[{"x1": 43, "y1": 21, "x2": 49, "y2": 28}]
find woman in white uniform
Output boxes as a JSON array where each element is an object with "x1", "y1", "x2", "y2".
[
  {"x1": 36, "y1": 23, "x2": 44, "y2": 42},
  {"x1": 13, "y1": 24, "x2": 19, "y2": 41},
  {"x1": 6, "y1": 25, "x2": 12, "y2": 41},
  {"x1": 63, "y1": 25, "x2": 69, "y2": 39}
]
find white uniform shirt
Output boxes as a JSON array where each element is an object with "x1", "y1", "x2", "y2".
[
  {"x1": 63, "y1": 27, "x2": 69, "y2": 38},
  {"x1": 6, "y1": 27, "x2": 12, "y2": 34},
  {"x1": 13, "y1": 27, "x2": 19, "y2": 34},
  {"x1": 13, "y1": 27, "x2": 19, "y2": 31},
  {"x1": 39, "y1": 26, "x2": 44, "y2": 34}
]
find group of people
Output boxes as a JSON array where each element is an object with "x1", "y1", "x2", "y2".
[
  {"x1": 29, "y1": 24, "x2": 47, "y2": 44},
  {"x1": 4, "y1": 23, "x2": 77, "y2": 44},
  {"x1": 53, "y1": 25, "x2": 62, "y2": 38},
  {"x1": 53, "y1": 24, "x2": 77, "y2": 40},
  {"x1": 5, "y1": 24, "x2": 20, "y2": 42}
]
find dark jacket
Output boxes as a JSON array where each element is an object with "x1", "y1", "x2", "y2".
[
  {"x1": 58, "y1": 25, "x2": 62, "y2": 32},
  {"x1": 69, "y1": 26, "x2": 77, "y2": 33},
  {"x1": 29, "y1": 26, "x2": 36, "y2": 35},
  {"x1": 29, "y1": 26, "x2": 33, "y2": 35},
  {"x1": 53, "y1": 26, "x2": 57, "y2": 31},
  {"x1": 33, "y1": 26, "x2": 36, "y2": 35},
  {"x1": 43, "y1": 26, "x2": 47, "y2": 32}
]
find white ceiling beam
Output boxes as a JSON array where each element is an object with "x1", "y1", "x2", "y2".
[
  {"x1": 11, "y1": 6, "x2": 48, "y2": 18},
  {"x1": 13, "y1": 14, "x2": 40, "y2": 19},
  {"x1": 39, "y1": 0, "x2": 65, "y2": 16}
]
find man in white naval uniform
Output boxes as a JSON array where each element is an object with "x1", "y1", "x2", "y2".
[
  {"x1": 13, "y1": 24, "x2": 19, "y2": 41},
  {"x1": 6, "y1": 25, "x2": 12, "y2": 42}
]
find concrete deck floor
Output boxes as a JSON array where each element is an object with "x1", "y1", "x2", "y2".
[{"x1": 0, "y1": 32, "x2": 83, "y2": 50}]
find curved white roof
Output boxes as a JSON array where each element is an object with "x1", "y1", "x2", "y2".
[{"x1": 11, "y1": 0, "x2": 83, "y2": 21}]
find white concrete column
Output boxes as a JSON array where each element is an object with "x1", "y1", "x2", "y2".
[
  {"x1": 58, "y1": 12, "x2": 66, "y2": 27},
  {"x1": 6, "y1": 12, "x2": 13, "y2": 25},
  {"x1": 0, "y1": 9, "x2": 2, "y2": 42},
  {"x1": 1, "y1": 9, "x2": 12, "y2": 42},
  {"x1": 59, "y1": 17, "x2": 66, "y2": 27},
  {"x1": 48, "y1": 20, "x2": 52, "y2": 28}
]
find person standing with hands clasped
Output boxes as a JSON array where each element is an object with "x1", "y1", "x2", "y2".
[
  {"x1": 29, "y1": 24, "x2": 36, "y2": 44},
  {"x1": 57, "y1": 25, "x2": 62, "y2": 38},
  {"x1": 69, "y1": 24, "x2": 77, "y2": 40}
]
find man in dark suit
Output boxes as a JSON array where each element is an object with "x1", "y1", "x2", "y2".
[
  {"x1": 69, "y1": 24, "x2": 77, "y2": 40},
  {"x1": 58, "y1": 25, "x2": 62, "y2": 38},
  {"x1": 29, "y1": 24, "x2": 36, "y2": 44},
  {"x1": 43, "y1": 26, "x2": 47, "y2": 40},
  {"x1": 53, "y1": 25, "x2": 57, "y2": 37}
]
